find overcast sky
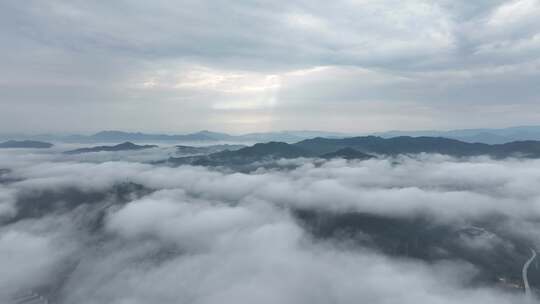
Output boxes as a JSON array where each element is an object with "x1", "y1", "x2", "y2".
[{"x1": 1, "y1": 0, "x2": 539, "y2": 134}]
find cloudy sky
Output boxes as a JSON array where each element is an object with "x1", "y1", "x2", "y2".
[{"x1": 1, "y1": 0, "x2": 539, "y2": 134}]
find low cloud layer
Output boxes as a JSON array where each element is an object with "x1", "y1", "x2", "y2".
[{"x1": 1, "y1": 148, "x2": 540, "y2": 303}]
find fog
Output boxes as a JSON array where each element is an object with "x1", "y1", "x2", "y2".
[{"x1": 1, "y1": 149, "x2": 539, "y2": 303}]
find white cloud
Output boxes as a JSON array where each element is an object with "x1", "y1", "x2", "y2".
[
  {"x1": 487, "y1": 0, "x2": 540, "y2": 28},
  {"x1": 1, "y1": 150, "x2": 539, "y2": 303},
  {"x1": 0, "y1": 186, "x2": 16, "y2": 219},
  {"x1": 0, "y1": 227, "x2": 72, "y2": 301}
]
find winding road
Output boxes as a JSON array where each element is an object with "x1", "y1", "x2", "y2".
[{"x1": 523, "y1": 248, "x2": 537, "y2": 298}]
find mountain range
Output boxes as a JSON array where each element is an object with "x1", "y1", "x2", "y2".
[
  {"x1": 0, "y1": 130, "x2": 349, "y2": 144},
  {"x1": 64, "y1": 142, "x2": 157, "y2": 154},
  {"x1": 166, "y1": 136, "x2": 540, "y2": 169},
  {"x1": 374, "y1": 125, "x2": 540, "y2": 144},
  {"x1": 0, "y1": 140, "x2": 53, "y2": 148},
  {"x1": 294, "y1": 136, "x2": 540, "y2": 158},
  {"x1": 176, "y1": 144, "x2": 245, "y2": 155},
  {"x1": 5, "y1": 126, "x2": 540, "y2": 144}
]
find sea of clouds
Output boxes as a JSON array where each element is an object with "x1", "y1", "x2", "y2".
[{"x1": 1, "y1": 147, "x2": 539, "y2": 303}]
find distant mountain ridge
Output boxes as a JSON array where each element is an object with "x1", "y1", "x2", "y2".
[
  {"x1": 176, "y1": 144, "x2": 245, "y2": 155},
  {"x1": 295, "y1": 136, "x2": 540, "y2": 158},
  {"x1": 320, "y1": 148, "x2": 375, "y2": 160},
  {"x1": 64, "y1": 142, "x2": 158, "y2": 154},
  {"x1": 373, "y1": 126, "x2": 540, "y2": 144},
  {"x1": 166, "y1": 136, "x2": 540, "y2": 169},
  {"x1": 167, "y1": 142, "x2": 316, "y2": 168},
  {"x1": 0, "y1": 130, "x2": 352, "y2": 144},
  {"x1": 5, "y1": 125, "x2": 540, "y2": 144},
  {"x1": 0, "y1": 140, "x2": 53, "y2": 148},
  {"x1": 90, "y1": 130, "x2": 234, "y2": 142},
  {"x1": 85, "y1": 130, "x2": 349, "y2": 143}
]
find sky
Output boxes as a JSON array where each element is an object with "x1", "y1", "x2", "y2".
[{"x1": 1, "y1": 0, "x2": 539, "y2": 134}]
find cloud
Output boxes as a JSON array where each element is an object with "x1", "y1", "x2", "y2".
[
  {"x1": 0, "y1": 220, "x2": 74, "y2": 301},
  {"x1": 0, "y1": 185, "x2": 16, "y2": 218},
  {"x1": 0, "y1": 1, "x2": 539, "y2": 133},
  {"x1": 106, "y1": 189, "x2": 275, "y2": 252},
  {"x1": 4, "y1": 152, "x2": 540, "y2": 222},
  {"x1": 1, "y1": 148, "x2": 540, "y2": 303}
]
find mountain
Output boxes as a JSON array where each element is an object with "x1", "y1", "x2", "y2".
[
  {"x1": 83, "y1": 126, "x2": 540, "y2": 144},
  {"x1": 89, "y1": 130, "x2": 234, "y2": 142},
  {"x1": 320, "y1": 148, "x2": 375, "y2": 160},
  {"x1": 79, "y1": 126, "x2": 540, "y2": 144},
  {"x1": 93, "y1": 130, "x2": 231, "y2": 142},
  {"x1": 166, "y1": 142, "x2": 312, "y2": 168},
  {"x1": 86, "y1": 130, "x2": 348, "y2": 143},
  {"x1": 0, "y1": 130, "x2": 352, "y2": 143},
  {"x1": 191, "y1": 130, "x2": 235, "y2": 141},
  {"x1": 294, "y1": 209, "x2": 532, "y2": 288},
  {"x1": 164, "y1": 136, "x2": 540, "y2": 170},
  {"x1": 220, "y1": 142, "x2": 308, "y2": 158},
  {"x1": 235, "y1": 131, "x2": 349, "y2": 143},
  {"x1": 373, "y1": 126, "x2": 540, "y2": 144},
  {"x1": 64, "y1": 142, "x2": 158, "y2": 154},
  {"x1": 295, "y1": 136, "x2": 492, "y2": 156},
  {"x1": 295, "y1": 136, "x2": 540, "y2": 158},
  {"x1": 7, "y1": 125, "x2": 540, "y2": 144},
  {"x1": 176, "y1": 144, "x2": 245, "y2": 155},
  {"x1": 0, "y1": 140, "x2": 53, "y2": 148}
]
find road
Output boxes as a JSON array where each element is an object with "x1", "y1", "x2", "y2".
[{"x1": 523, "y1": 248, "x2": 537, "y2": 298}]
